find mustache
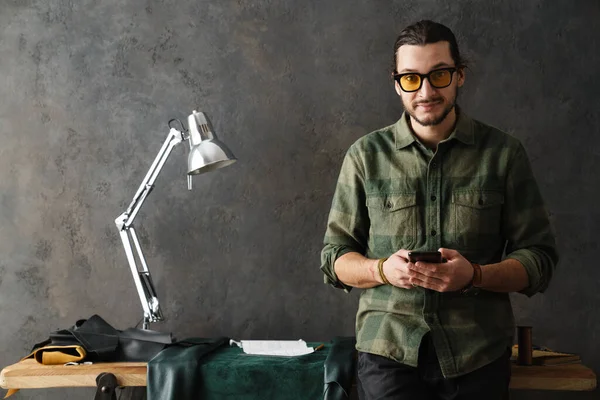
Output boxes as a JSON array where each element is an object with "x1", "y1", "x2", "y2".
[{"x1": 413, "y1": 98, "x2": 443, "y2": 106}]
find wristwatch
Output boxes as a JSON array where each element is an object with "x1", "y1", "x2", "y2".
[{"x1": 460, "y1": 262, "x2": 482, "y2": 296}]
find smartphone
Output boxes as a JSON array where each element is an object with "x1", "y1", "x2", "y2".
[{"x1": 408, "y1": 251, "x2": 443, "y2": 263}]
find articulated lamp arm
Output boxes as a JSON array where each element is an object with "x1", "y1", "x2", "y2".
[{"x1": 115, "y1": 127, "x2": 185, "y2": 329}]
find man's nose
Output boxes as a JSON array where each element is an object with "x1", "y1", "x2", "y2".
[{"x1": 418, "y1": 77, "x2": 436, "y2": 97}]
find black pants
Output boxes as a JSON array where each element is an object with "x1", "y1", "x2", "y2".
[{"x1": 357, "y1": 333, "x2": 511, "y2": 400}]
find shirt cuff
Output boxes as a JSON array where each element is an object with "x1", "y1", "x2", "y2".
[
  {"x1": 320, "y1": 244, "x2": 357, "y2": 292},
  {"x1": 506, "y1": 249, "x2": 549, "y2": 297}
]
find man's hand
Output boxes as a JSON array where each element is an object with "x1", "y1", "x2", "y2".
[
  {"x1": 382, "y1": 248, "x2": 474, "y2": 291},
  {"x1": 380, "y1": 249, "x2": 418, "y2": 289},
  {"x1": 402, "y1": 248, "x2": 474, "y2": 292}
]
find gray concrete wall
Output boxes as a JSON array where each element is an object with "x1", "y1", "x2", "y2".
[{"x1": 0, "y1": 0, "x2": 598, "y2": 398}]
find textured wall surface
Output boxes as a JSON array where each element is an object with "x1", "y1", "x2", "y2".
[{"x1": 0, "y1": 0, "x2": 598, "y2": 398}]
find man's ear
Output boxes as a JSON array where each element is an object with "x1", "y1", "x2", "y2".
[
  {"x1": 391, "y1": 71, "x2": 403, "y2": 96},
  {"x1": 457, "y1": 67, "x2": 466, "y2": 88},
  {"x1": 394, "y1": 80, "x2": 403, "y2": 96}
]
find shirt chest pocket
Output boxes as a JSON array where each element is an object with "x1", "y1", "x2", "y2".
[
  {"x1": 366, "y1": 193, "x2": 418, "y2": 251},
  {"x1": 452, "y1": 190, "x2": 504, "y2": 250}
]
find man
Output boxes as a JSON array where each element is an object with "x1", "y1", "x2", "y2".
[{"x1": 320, "y1": 20, "x2": 558, "y2": 399}]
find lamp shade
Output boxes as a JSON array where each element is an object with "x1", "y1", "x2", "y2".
[
  {"x1": 186, "y1": 110, "x2": 237, "y2": 175},
  {"x1": 188, "y1": 139, "x2": 237, "y2": 175}
]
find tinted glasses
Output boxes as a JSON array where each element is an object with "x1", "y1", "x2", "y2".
[{"x1": 394, "y1": 67, "x2": 457, "y2": 92}]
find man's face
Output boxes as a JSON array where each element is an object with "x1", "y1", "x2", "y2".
[{"x1": 394, "y1": 41, "x2": 464, "y2": 127}]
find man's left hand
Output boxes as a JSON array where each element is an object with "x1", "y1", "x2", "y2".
[{"x1": 407, "y1": 248, "x2": 474, "y2": 292}]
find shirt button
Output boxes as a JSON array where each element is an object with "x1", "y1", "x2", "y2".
[
  {"x1": 478, "y1": 198, "x2": 484, "y2": 205},
  {"x1": 431, "y1": 162, "x2": 437, "y2": 168},
  {"x1": 431, "y1": 195, "x2": 436, "y2": 201},
  {"x1": 431, "y1": 230, "x2": 437, "y2": 236}
]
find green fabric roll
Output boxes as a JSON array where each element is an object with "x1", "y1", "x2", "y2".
[
  {"x1": 199, "y1": 343, "x2": 327, "y2": 399},
  {"x1": 147, "y1": 337, "x2": 356, "y2": 400}
]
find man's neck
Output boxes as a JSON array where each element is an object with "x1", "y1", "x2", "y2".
[{"x1": 409, "y1": 107, "x2": 458, "y2": 150}]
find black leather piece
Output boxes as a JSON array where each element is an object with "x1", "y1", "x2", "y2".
[
  {"x1": 117, "y1": 327, "x2": 173, "y2": 362},
  {"x1": 324, "y1": 385, "x2": 346, "y2": 400},
  {"x1": 323, "y1": 336, "x2": 357, "y2": 400},
  {"x1": 146, "y1": 337, "x2": 229, "y2": 400},
  {"x1": 29, "y1": 315, "x2": 176, "y2": 363},
  {"x1": 69, "y1": 315, "x2": 119, "y2": 360}
]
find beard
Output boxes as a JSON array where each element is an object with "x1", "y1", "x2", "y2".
[{"x1": 403, "y1": 89, "x2": 459, "y2": 127}]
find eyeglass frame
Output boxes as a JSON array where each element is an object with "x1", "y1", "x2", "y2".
[{"x1": 393, "y1": 67, "x2": 459, "y2": 93}]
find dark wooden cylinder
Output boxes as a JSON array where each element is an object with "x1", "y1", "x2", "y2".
[{"x1": 517, "y1": 326, "x2": 533, "y2": 366}]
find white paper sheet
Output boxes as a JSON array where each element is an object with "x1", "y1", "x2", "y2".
[{"x1": 230, "y1": 339, "x2": 315, "y2": 356}]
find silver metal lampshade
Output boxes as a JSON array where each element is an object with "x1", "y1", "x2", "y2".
[
  {"x1": 188, "y1": 139, "x2": 237, "y2": 175},
  {"x1": 186, "y1": 110, "x2": 237, "y2": 175}
]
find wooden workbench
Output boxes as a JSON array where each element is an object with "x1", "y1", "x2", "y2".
[
  {"x1": 1, "y1": 359, "x2": 146, "y2": 389},
  {"x1": 1, "y1": 358, "x2": 597, "y2": 393}
]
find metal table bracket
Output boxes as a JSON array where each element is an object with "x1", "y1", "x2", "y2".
[{"x1": 94, "y1": 372, "x2": 118, "y2": 400}]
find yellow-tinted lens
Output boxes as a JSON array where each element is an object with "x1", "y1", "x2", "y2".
[
  {"x1": 400, "y1": 74, "x2": 421, "y2": 91},
  {"x1": 429, "y1": 70, "x2": 452, "y2": 88}
]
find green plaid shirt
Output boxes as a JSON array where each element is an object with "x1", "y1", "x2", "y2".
[{"x1": 321, "y1": 110, "x2": 558, "y2": 378}]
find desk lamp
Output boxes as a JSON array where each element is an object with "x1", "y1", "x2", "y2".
[{"x1": 114, "y1": 110, "x2": 236, "y2": 329}]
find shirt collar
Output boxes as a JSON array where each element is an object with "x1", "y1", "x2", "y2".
[{"x1": 393, "y1": 107, "x2": 475, "y2": 150}]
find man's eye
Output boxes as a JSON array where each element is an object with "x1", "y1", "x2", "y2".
[
  {"x1": 432, "y1": 71, "x2": 446, "y2": 79},
  {"x1": 404, "y1": 75, "x2": 417, "y2": 82}
]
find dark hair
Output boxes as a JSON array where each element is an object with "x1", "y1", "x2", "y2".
[{"x1": 392, "y1": 20, "x2": 465, "y2": 74}]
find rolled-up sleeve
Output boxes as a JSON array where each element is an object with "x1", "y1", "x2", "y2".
[
  {"x1": 320, "y1": 148, "x2": 370, "y2": 292},
  {"x1": 503, "y1": 142, "x2": 559, "y2": 297}
]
